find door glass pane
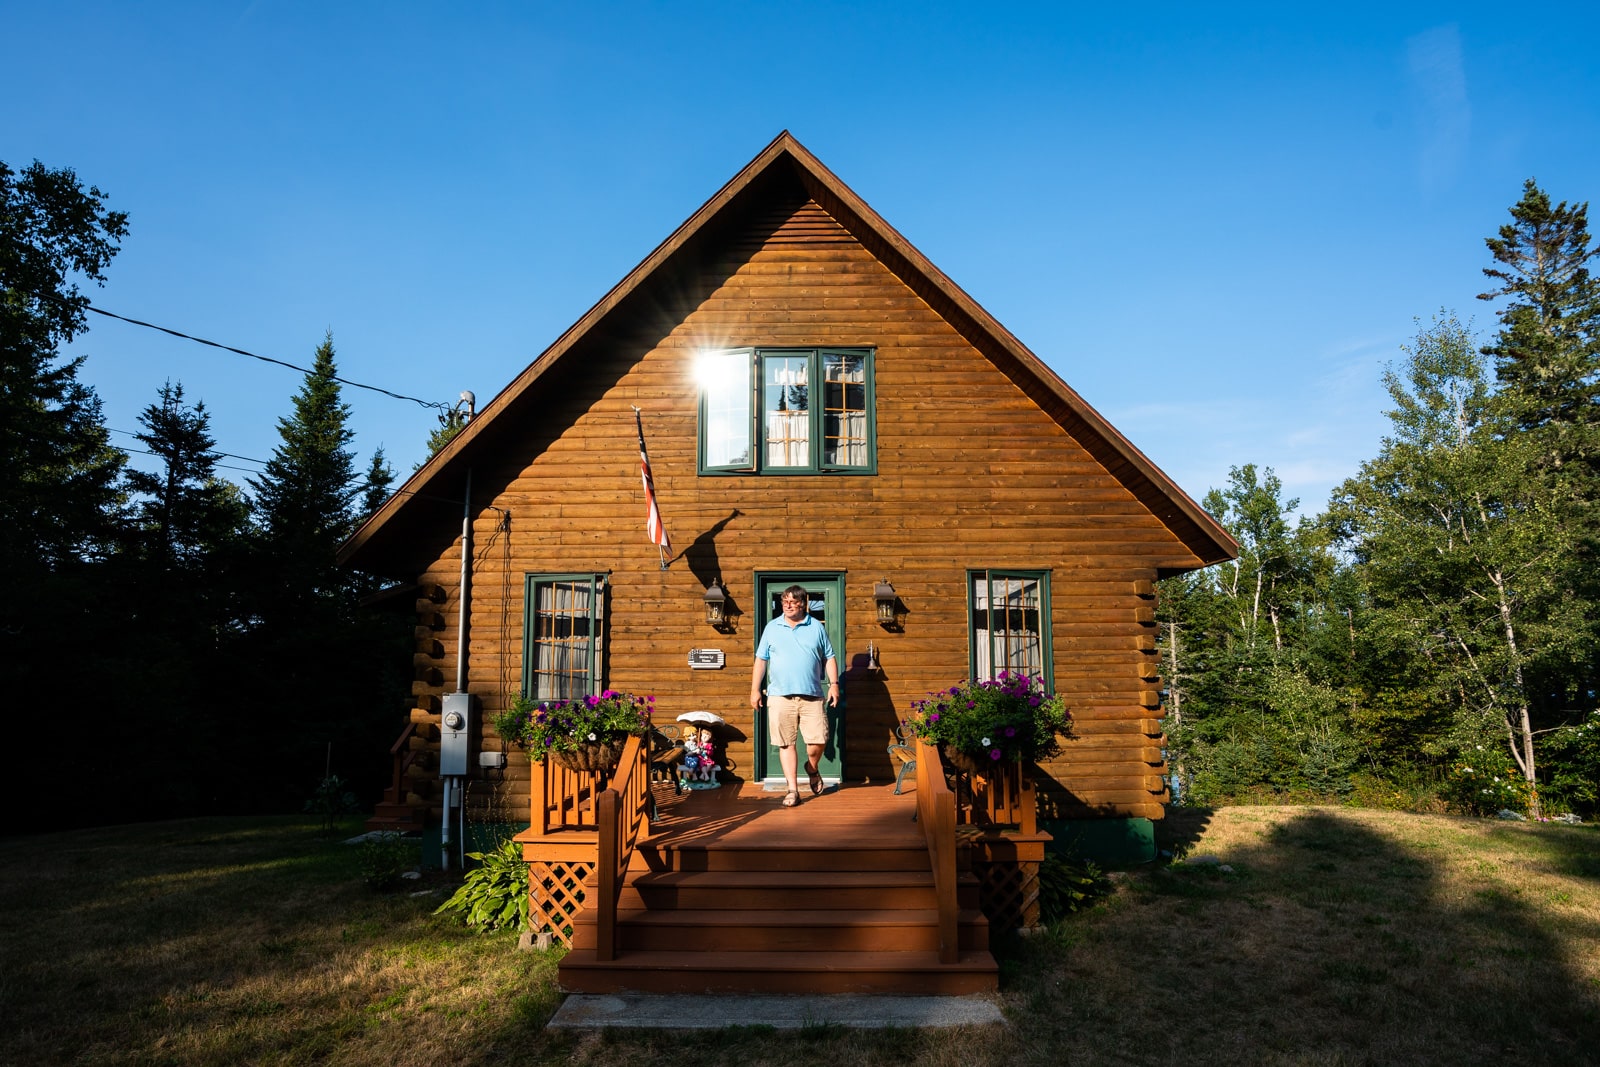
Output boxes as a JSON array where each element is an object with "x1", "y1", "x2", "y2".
[
  {"x1": 762, "y1": 355, "x2": 810, "y2": 467},
  {"x1": 768, "y1": 589, "x2": 825, "y2": 623},
  {"x1": 822, "y1": 352, "x2": 868, "y2": 467},
  {"x1": 701, "y1": 351, "x2": 752, "y2": 468},
  {"x1": 530, "y1": 579, "x2": 593, "y2": 700}
]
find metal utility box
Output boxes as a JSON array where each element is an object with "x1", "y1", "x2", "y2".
[{"x1": 440, "y1": 692, "x2": 472, "y2": 777}]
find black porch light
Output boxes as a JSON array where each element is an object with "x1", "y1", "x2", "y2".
[
  {"x1": 703, "y1": 578, "x2": 728, "y2": 628},
  {"x1": 874, "y1": 577, "x2": 898, "y2": 628}
]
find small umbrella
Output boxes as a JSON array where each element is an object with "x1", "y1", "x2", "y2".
[{"x1": 675, "y1": 711, "x2": 726, "y2": 726}]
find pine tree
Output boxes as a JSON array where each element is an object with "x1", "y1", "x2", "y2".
[
  {"x1": 0, "y1": 159, "x2": 129, "y2": 570},
  {"x1": 125, "y1": 380, "x2": 247, "y2": 567},
  {"x1": 248, "y1": 331, "x2": 359, "y2": 607},
  {"x1": 424, "y1": 408, "x2": 468, "y2": 459},
  {"x1": 1479, "y1": 179, "x2": 1600, "y2": 467},
  {"x1": 359, "y1": 446, "x2": 396, "y2": 520}
]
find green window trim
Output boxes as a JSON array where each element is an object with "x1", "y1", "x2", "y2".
[
  {"x1": 697, "y1": 347, "x2": 876, "y2": 475},
  {"x1": 521, "y1": 573, "x2": 607, "y2": 701},
  {"x1": 966, "y1": 568, "x2": 1053, "y2": 691}
]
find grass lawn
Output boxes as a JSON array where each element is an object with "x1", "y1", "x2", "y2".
[{"x1": 0, "y1": 807, "x2": 1595, "y2": 1066}]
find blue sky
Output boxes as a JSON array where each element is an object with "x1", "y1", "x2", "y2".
[{"x1": 5, "y1": 2, "x2": 1598, "y2": 518}]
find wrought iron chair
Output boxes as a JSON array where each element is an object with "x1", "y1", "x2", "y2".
[{"x1": 887, "y1": 722, "x2": 918, "y2": 794}]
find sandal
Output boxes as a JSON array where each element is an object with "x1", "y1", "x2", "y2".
[
  {"x1": 782, "y1": 790, "x2": 800, "y2": 808},
  {"x1": 805, "y1": 761, "x2": 824, "y2": 797}
]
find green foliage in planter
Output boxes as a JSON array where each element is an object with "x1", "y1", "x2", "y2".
[
  {"x1": 1038, "y1": 853, "x2": 1105, "y2": 921},
  {"x1": 492, "y1": 689, "x2": 652, "y2": 757},
  {"x1": 433, "y1": 837, "x2": 529, "y2": 932},
  {"x1": 907, "y1": 671, "x2": 1070, "y2": 764}
]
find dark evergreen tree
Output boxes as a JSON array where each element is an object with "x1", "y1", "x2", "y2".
[
  {"x1": 237, "y1": 334, "x2": 411, "y2": 814},
  {"x1": 421, "y1": 407, "x2": 468, "y2": 465},
  {"x1": 359, "y1": 445, "x2": 396, "y2": 521},
  {"x1": 0, "y1": 159, "x2": 129, "y2": 571},
  {"x1": 248, "y1": 331, "x2": 359, "y2": 608},
  {"x1": 126, "y1": 380, "x2": 248, "y2": 567}
]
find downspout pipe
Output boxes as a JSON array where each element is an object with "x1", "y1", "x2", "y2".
[
  {"x1": 442, "y1": 468, "x2": 473, "y2": 871},
  {"x1": 456, "y1": 467, "x2": 472, "y2": 692}
]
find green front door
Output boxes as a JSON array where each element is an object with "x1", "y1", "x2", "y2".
[{"x1": 754, "y1": 572, "x2": 845, "y2": 788}]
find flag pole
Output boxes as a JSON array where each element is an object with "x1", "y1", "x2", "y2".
[{"x1": 632, "y1": 406, "x2": 670, "y2": 570}]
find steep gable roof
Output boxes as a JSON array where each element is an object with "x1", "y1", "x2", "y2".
[{"x1": 339, "y1": 132, "x2": 1237, "y2": 574}]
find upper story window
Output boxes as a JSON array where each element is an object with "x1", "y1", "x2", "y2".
[{"x1": 698, "y1": 348, "x2": 876, "y2": 475}]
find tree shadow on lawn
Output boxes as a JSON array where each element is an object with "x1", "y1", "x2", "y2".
[
  {"x1": 0, "y1": 817, "x2": 994, "y2": 1066},
  {"x1": 0, "y1": 817, "x2": 569, "y2": 1065},
  {"x1": 999, "y1": 809, "x2": 1600, "y2": 1066}
]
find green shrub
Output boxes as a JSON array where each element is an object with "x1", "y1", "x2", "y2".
[
  {"x1": 1444, "y1": 742, "x2": 1528, "y2": 815},
  {"x1": 1038, "y1": 853, "x2": 1104, "y2": 922},
  {"x1": 434, "y1": 836, "x2": 529, "y2": 932},
  {"x1": 357, "y1": 833, "x2": 417, "y2": 891},
  {"x1": 1541, "y1": 710, "x2": 1600, "y2": 816},
  {"x1": 304, "y1": 774, "x2": 361, "y2": 833}
]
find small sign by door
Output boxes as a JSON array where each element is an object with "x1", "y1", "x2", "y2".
[{"x1": 688, "y1": 648, "x2": 725, "y2": 670}]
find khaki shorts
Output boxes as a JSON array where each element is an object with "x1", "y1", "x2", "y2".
[{"x1": 768, "y1": 694, "x2": 828, "y2": 747}]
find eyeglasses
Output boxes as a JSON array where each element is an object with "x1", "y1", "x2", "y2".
[{"x1": 781, "y1": 597, "x2": 805, "y2": 606}]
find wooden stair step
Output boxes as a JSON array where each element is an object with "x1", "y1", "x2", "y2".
[
  {"x1": 621, "y1": 869, "x2": 944, "y2": 911},
  {"x1": 558, "y1": 947, "x2": 999, "y2": 995},
  {"x1": 634, "y1": 843, "x2": 931, "y2": 873},
  {"x1": 571, "y1": 907, "x2": 990, "y2": 953},
  {"x1": 364, "y1": 802, "x2": 425, "y2": 832}
]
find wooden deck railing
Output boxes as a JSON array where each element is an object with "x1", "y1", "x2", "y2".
[
  {"x1": 915, "y1": 738, "x2": 959, "y2": 964},
  {"x1": 527, "y1": 749, "x2": 604, "y2": 835},
  {"x1": 594, "y1": 734, "x2": 650, "y2": 961},
  {"x1": 966, "y1": 759, "x2": 1039, "y2": 834}
]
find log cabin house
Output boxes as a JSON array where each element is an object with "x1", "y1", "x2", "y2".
[{"x1": 338, "y1": 132, "x2": 1235, "y2": 993}]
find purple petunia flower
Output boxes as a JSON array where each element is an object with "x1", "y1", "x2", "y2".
[{"x1": 990, "y1": 749, "x2": 1002, "y2": 760}]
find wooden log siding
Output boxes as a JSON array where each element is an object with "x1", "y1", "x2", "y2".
[{"x1": 397, "y1": 195, "x2": 1203, "y2": 823}]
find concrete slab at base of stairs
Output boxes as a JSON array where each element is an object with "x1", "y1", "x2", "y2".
[{"x1": 547, "y1": 992, "x2": 1006, "y2": 1030}]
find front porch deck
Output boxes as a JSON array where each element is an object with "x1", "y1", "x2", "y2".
[
  {"x1": 553, "y1": 779, "x2": 998, "y2": 995},
  {"x1": 645, "y1": 779, "x2": 924, "y2": 850}
]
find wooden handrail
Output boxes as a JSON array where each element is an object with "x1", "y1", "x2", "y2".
[
  {"x1": 386, "y1": 722, "x2": 417, "y2": 801},
  {"x1": 594, "y1": 733, "x2": 649, "y2": 962},
  {"x1": 914, "y1": 738, "x2": 959, "y2": 964}
]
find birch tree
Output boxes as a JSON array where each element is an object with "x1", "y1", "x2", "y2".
[{"x1": 1330, "y1": 314, "x2": 1586, "y2": 816}]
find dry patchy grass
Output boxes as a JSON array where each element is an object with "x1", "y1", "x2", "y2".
[
  {"x1": 999, "y1": 806, "x2": 1600, "y2": 1066},
  {"x1": 0, "y1": 809, "x2": 1595, "y2": 1065}
]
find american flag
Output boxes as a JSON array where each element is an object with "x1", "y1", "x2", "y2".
[{"x1": 634, "y1": 408, "x2": 670, "y2": 553}]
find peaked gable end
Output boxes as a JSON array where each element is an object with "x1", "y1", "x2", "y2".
[{"x1": 340, "y1": 133, "x2": 1235, "y2": 575}]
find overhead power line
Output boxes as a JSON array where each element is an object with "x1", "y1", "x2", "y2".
[
  {"x1": 85, "y1": 304, "x2": 452, "y2": 412},
  {"x1": 107, "y1": 427, "x2": 270, "y2": 467}
]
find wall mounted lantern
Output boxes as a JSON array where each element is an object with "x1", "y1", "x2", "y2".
[
  {"x1": 703, "y1": 578, "x2": 728, "y2": 629},
  {"x1": 874, "y1": 578, "x2": 899, "y2": 629}
]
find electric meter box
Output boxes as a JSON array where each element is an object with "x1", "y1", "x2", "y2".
[{"x1": 440, "y1": 692, "x2": 472, "y2": 777}]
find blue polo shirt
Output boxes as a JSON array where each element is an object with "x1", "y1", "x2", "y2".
[{"x1": 756, "y1": 614, "x2": 835, "y2": 697}]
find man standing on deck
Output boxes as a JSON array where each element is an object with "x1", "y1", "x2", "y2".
[{"x1": 750, "y1": 584, "x2": 839, "y2": 808}]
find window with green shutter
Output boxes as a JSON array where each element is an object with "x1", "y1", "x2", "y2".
[
  {"x1": 522, "y1": 573, "x2": 607, "y2": 701},
  {"x1": 697, "y1": 348, "x2": 875, "y2": 474},
  {"x1": 968, "y1": 569, "x2": 1052, "y2": 688}
]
